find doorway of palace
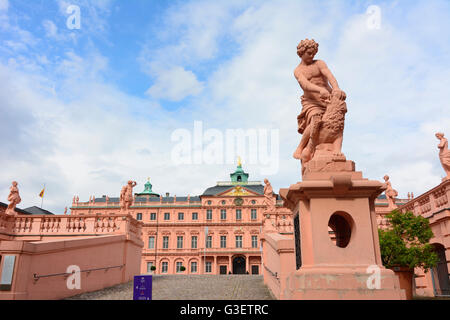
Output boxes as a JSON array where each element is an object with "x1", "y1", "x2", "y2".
[
  {"x1": 232, "y1": 256, "x2": 246, "y2": 274},
  {"x1": 432, "y1": 244, "x2": 450, "y2": 295},
  {"x1": 251, "y1": 265, "x2": 259, "y2": 275},
  {"x1": 219, "y1": 265, "x2": 227, "y2": 275}
]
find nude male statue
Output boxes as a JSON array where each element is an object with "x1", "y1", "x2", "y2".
[{"x1": 293, "y1": 39, "x2": 346, "y2": 163}]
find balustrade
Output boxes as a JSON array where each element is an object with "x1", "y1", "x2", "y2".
[{"x1": 1, "y1": 214, "x2": 141, "y2": 239}]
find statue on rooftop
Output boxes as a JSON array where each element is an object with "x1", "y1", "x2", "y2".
[
  {"x1": 436, "y1": 132, "x2": 450, "y2": 181},
  {"x1": 292, "y1": 39, "x2": 347, "y2": 173},
  {"x1": 263, "y1": 178, "x2": 276, "y2": 212},
  {"x1": 6, "y1": 181, "x2": 21, "y2": 215},
  {"x1": 120, "y1": 180, "x2": 137, "y2": 213},
  {"x1": 383, "y1": 175, "x2": 398, "y2": 210}
]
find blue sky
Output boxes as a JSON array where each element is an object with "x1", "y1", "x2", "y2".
[{"x1": 1, "y1": 0, "x2": 450, "y2": 214}]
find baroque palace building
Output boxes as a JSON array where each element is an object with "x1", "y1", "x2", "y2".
[{"x1": 70, "y1": 162, "x2": 293, "y2": 275}]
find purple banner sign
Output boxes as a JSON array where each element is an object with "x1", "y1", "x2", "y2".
[{"x1": 133, "y1": 275, "x2": 152, "y2": 300}]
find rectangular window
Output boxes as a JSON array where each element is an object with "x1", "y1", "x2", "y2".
[
  {"x1": 136, "y1": 213, "x2": 142, "y2": 221},
  {"x1": 191, "y1": 236, "x2": 197, "y2": 249},
  {"x1": 252, "y1": 235, "x2": 258, "y2": 248},
  {"x1": 177, "y1": 236, "x2": 183, "y2": 249},
  {"x1": 146, "y1": 262, "x2": 154, "y2": 273},
  {"x1": 236, "y1": 235, "x2": 243, "y2": 248},
  {"x1": 163, "y1": 236, "x2": 169, "y2": 249},
  {"x1": 205, "y1": 261, "x2": 212, "y2": 273},
  {"x1": 148, "y1": 236, "x2": 155, "y2": 249},
  {"x1": 192, "y1": 212, "x2": 198, "y2": 220},
  {"x1": 150, "y1": 212, "x2": 156, "y2": 220},
  {"x1": 162, "y1": 261, "x2": 168, "y2": 273},
  {"x1": 176, "y1": 261, "x2": 183, "y2": 273},
  {"x1": 206, "y1": 209, "x2": 212, "y2": 220},
  {"x1": 178, "y1": 212, "x2": 184, "y2": 220},
  {"x1": 251, "y1": 209, "x2": 257, "y2": 220},
  {"x1": 191, "y1": 261, "x2": 197, "y2": 273},
  {"x1": 220, "y1": 236, "x2": 227, "y2": 248},
  {"x1": 220, "y1": 209, "x2": 226, "y2": 220},
  {"x1": 164, "y1": 212, "x2": 170, "y2": 220},
  {"x1": 206, "y1": 235, "x2": 212, "y2": 248},
  {"x1": 236, "y1": 209, "x2": 242, "y2": 220}
]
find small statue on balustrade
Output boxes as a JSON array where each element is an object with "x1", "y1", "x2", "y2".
[
  {"x1": 120, "y1": 180, "x2": 137, "y2": 213},
  {"x1": 383, "y1": 175, "x2": 398, "y2": 210},
  {"x1": 436, "y1": 132, "x2": 450, "y2": 181},
  {"x1": 6, "y1": 181, "x2": 21, "y2": 215},
  {"x1": 263, "y1": 178, "x2": 276, "y2": 213}
]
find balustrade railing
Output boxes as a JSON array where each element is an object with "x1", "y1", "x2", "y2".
[
  {"x1": 399, "y1": 181, "x2": 450, "y2": 218},
  {"x1": 1, "y1": 214, "x2": 141, "y2": 239}
]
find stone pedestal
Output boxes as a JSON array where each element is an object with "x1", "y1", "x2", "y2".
[{"x1": 280, "y1": 154, "x2": 405, "y2": 299}]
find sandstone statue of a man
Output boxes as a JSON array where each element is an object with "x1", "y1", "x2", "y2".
[
  {"x1": 293, "y1": 39, "x2": 347, "y2": 169},
  {"x1": 6, "y1": 181, "x2": 21, "y2": 215},
  {"x1": 120, "y1": 180, "x2": 137, "y2": 213},
  {"x1": 436, "y1": 132, "x2": 450, "y2": 181},
  {"x1": 263, "y1": 178, "x2": 276, "y2": 212},
  {"x1": 383, "y1": 175, "x2": 398, "y2": 210}
]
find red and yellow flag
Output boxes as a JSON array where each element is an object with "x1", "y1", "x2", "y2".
[{"x1": 39, "y1": 188, "x2": 45, "y2": 198}]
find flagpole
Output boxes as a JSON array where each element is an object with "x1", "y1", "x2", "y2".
[{"x1": 41, "y1": 184, "x2": 45, "y2": 209}]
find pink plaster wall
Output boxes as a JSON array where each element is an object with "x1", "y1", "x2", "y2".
[
  {"x1": 0, "y1": 214, "x2": 143, "y2": 300},
  {"x1": 261, "y1": 232, "x2": 295, "y2": 299}
]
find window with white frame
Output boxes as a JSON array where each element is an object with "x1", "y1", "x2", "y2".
[
  {"x1": 148, "y1": 236, "x2": 155, "y2": 249},
  {"x1": 206, "y1": 235, "x2": 212, "y2": 248},
  {"x1": 220, "y1": 209, "x2": 226, "y2": 220},
  {"x1": 236, "y1": 235, "x2": 243, "y2": 248},
  {"x1": 251, "y1": 209, "x2": 257, "y2": 220},
  {"x1": 220, "y1": 236, "x2": 226, "y2": 248},
  {"x1": 163, "y1": 236, "x2": 169, "y2": 249},
  {"x1": 178, "y1": 212, "x2": 184, "y2": 220},
  {"x1": 177, "y1": 236, "x2": 183, "y2": 249},
  {"x1": 205, "y1": 261, "x2": 212, "y2": 273},
  {"x1": 192, "y1": 212, "x2": 198, "y2": 220},
  {"x1": 252, "y1": 235, "x2": 258, "y2": 248},
  {"x1": 191, "y1": 236, "x2": 197, "y2": 249},
  {"x1": 146, "y1": 262, "x2": 154, "y2": 273},
  {"x1": 150, "y1": 212, "x2": 156, "y2": 220},
  {"x1": 162, "y1": 261, "x2": 168, "y2": 273},
  {"x1": 176, "y1": 261, "x2": 183, "y2": 273},
  {"x1": 236, "y1": 209, "x2": 242, "y2": 220},
  {"x1": 191, "y1": 261, "x2": 197, "y2": 273},
  {"x1": 206, "y1": 209, "x2": 212, "y2": 220}
]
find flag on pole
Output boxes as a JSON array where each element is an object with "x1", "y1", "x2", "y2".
[{"x1": 39, "y1": 187, "x2": 45, "y2": 198}]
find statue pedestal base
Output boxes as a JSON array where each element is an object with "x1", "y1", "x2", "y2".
[
  {"x1": 284, "y1": 266, "x2": 405, "y2": 300},
  {"x1": 280, "y1": 158, "x2": 405, "y2": 300}
]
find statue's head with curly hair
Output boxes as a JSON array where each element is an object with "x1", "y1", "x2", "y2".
[
  {"x1": 436, "y1": 132, "x2": 445, "y2": 139},
  {"x1": 297, "y1": 38, "x2": 319, "y2": 58}
]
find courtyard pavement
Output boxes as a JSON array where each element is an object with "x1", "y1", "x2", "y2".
[{"x1": 65, "y1": 275, "x2": 275, "y2": 300}]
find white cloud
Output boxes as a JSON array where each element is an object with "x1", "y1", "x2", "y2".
[
  {"x1": 2, "y1": 0, "x2": 450, "y2": 214},
  {"x1": 0, "y1": 0, "x2": 8, "y2": 11},
  {"x1": 146, "y1": 66, "x2": 204, "y2": 101},
  {"x1": 42, "y1": 20, "x2": 58, "y2": 38}
]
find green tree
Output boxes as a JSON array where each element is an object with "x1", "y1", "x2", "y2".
[{"x1": 378, "y1": 210, "x2": 438, "y2": 271}]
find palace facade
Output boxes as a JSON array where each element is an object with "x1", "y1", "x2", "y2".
[{"x1": 70, "y1": 163, "x2": 292, "y2": 275}]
